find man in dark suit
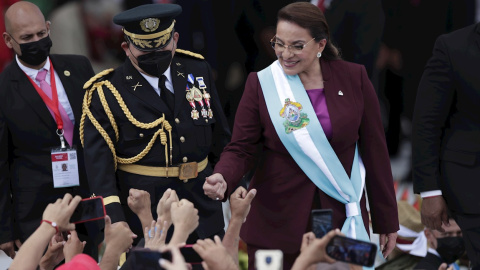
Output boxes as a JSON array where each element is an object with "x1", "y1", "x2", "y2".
[
  {"x1": 81, "y1": 3, "x2": 231, "y2": 245},
  {"x1": 0, "y1": 1, "x2": 97, "y2": 259},
  {"x1": 412, "y1": 22, "x2": 480, "y2": 269}
]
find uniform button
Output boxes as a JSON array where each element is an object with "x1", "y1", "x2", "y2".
[
  {"x1": 182, "y1": 157, "x2": 188, "y2": 163},
  {"x1": 175, "y1": 118, "x2": 180, "y2": 124},
  {"x1": 180, "y1": 136, "x2": 185, "y2": 143},
  {"x1": 205, "y1": 119, "x2": 209, "y2": 123},
  {"x1": 139, "y1": 133, "x2": 144, "y2": 138}
]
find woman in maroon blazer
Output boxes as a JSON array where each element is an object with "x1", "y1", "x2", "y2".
[{"x1": 204, "y1": 2, "x2": 398, "y2": 269}]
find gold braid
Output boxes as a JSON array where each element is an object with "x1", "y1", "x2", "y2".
[{"x1": 80, "y1": 73, "x2": 172, "y2": 171}]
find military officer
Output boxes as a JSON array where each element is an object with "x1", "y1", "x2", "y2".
[{"x1": 81, "y1": 3, "x2": 231, "y2": 244}]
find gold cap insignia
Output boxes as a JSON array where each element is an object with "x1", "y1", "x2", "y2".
[{"x1": 140, "y1": 18, "x2": 160, "y2": 32}]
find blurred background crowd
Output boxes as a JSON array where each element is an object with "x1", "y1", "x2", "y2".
[{"x1": 1, "y1": 0, "x2": 480, "y2": 268}]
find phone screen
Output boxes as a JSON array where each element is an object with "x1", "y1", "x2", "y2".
[
  {"x1": 255, "y1": 249, "x2": 283, "y2": 270},
  {"x1": 127, "y1": 249, "x2": 169, "y2": 270},
  {"x1": 311, "y1": 209, "x2": 333, "y2": 238},
  {"x1": 69, "y1": 196, "x2": 106, "y2": 224},
  {"x1": 180, "y1": 245, "x2": 203, "y2": 264},
  {"x1": 326, "y1": 235, "x2": 377, "y2": 267}
]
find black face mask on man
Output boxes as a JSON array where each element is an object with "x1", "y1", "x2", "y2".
[
  {"x1": 436, "y1": 236, "x2": 466, "y2": 264},
  {"x1": 13, "y1": 35, "x2": 52, "y2": 66},
  {"x1": 136, "y1": 50, "x2": 172, "y2": 77}
]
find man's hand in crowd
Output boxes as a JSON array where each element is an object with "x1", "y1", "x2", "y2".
[
  {"x1": 42, "y1": 193, "x2": 81, "y2": 232},
  {"x1": 193, "y1": 235, "x2": 238, "y2": 270},
  {"x1": 157, "y1": 188, "x2": 179, "y2": 228},
  {"x1": 39, "y1": 233, "x2": 65, "y2": 270},
  {"x1": 128, "y1": 188, "x2": 154, "y2": 229},
  {"x1": 63, "y1": 230, "x2": 86, "y2": 263},
  {"x1": 144, "y1": 218, "x2": 168, "y2": 250},
  {"x1": 230, "y1": 187, "x2": 256, "y2": 223},
  {"x1": 104, "y1": 215, "x2": 136, "y2": 255},
  {"x1": 292, "y1": 229, "x2": 342, "y2": 270}
]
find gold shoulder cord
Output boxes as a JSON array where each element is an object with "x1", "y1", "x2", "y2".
[
  {"x1": 80, "y1": 69, "x2": 173, "y2": 171},
  {"x1": 175, "y1": 49, "x2": 205, "y2": 60}
]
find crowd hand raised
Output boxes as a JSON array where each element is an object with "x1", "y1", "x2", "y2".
[
  {"x1": 39, "y1": 233, "x2": 65, "y2": 270},
  {"x1": 104, "y1": 215, "x2": 137, "y2": 254},
  {"x1": 171, "y1": 199, "x2": 199, "y2": 236},
  {"x1": 203, "y1": 173, "x2": 227, "y2": 201},
  {"x1": 144, "y1": 218, "x2": 169, "y2": 250},
  {"x1": 158, "y1": 245, "x2": 188, "y2": 270},
  {"x1": 157, "y1": 188, "x2": 179, "y2": 227},
  {"x1": 379, "y1": 232, "x2": 397, "y2": 259},
  {"x1": 292, "y1": 229, "x2": 342, "y2": 270},
  {"x1": 42, "y1": 193, "x2": 81, "y2": 232},
  {"x1": 0, "y1": 241, "x2": 16, "y2": 259},
  {"x1": 127, "y1": 188, "x2": 152, "y2": 217},
  {"x1": 193, "y1": 236, "x2": 238, "y2": 270},
  {"x1": 63, "y1": 230, "x2": 86, "y2": 263},
  {"x1": 230, "y1": 187, "x2": 257, "y2": 222}
]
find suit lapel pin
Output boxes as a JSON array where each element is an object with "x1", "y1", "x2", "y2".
[
  {"x1": 126, "y1": 76, "x2": 133, "y2": 80},
  {"x1": 177, "y1": 71, "x2": 185, "y2": 78},
  {"x1": 338, "y1": 90, "x2": 344, "y2": 96},
  {"x1": 132, "y1": 82, "x2": 142, "y2": 91},
  {"x1": 176, "y1": 62, "x2": 181, "y2": 66},
  {"x1": 64, "y1": 70, "x2": 70, "y2": 76}
]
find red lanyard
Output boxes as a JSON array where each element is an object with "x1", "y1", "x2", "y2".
[{"x1": 26, "y1": 61, "x2": 64, "y2": 130}]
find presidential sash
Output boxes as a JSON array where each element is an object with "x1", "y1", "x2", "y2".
[{"x1": 258, "y1": 60, "x2": 371, "y2": 246}]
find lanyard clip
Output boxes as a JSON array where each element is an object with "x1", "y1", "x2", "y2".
[{"x1": 57, "y1": 129, "x2": 66, "y2": 150}]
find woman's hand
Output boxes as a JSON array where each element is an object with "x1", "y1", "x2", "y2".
[{"x1": 203, "y1": 173, "x2": 227, "y2": 200}]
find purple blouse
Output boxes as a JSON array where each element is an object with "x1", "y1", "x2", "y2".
[{"x1": 306, "y1": 88, "x2": 332, "y2": 140}]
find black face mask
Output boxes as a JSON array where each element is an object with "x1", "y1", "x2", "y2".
[
  {"x1": 15, "y1": 35, "x2": 52, "y2": 66},
  {"x1": 436, "y1": 236, "x2": 465, "y2": 264},
  {"x1": 135, "y1": 50, "x2": 173, "y2": 77}
]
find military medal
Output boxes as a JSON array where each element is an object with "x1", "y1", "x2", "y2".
[
  {"x1": 188, "y1": 74, "x2": 207, "y2": 118},
  {"x1": 185, "y1": 85, "x2": 199, "y2": 120},
  {"x1": 279, "y1": 98, "x2": 310, "y2": 134},
  {"x1": 196, "y1": 77, "x2": 213, "y2": 119}
]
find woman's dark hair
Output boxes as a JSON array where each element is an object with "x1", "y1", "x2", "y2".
[{"x1": 277, "y1": 2, "x2": 341, "y2": 61}]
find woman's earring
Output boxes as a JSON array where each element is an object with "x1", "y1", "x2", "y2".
[{"x1": 317, "y1": 52, "x2": 322, "y2": 58}]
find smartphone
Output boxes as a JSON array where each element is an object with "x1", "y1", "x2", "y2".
[
  {"x1": 326, "y1": 235, "x2": 377, "y2": 267},
  {"x1": 69, "y1": 196, "x2": 106, "y2": 224},
  {"x1": 255, "y1": 249, "x2": 283, "y2": 270},
  {"x1": 127, "y1": 248, "x2": 171, "y2": 270},
  {"x1": 180, "y1": 244, "x2": 203, "y2": 264},
  {"x1": 311, "y1": 209, "x2": 333, "y2": 238}
]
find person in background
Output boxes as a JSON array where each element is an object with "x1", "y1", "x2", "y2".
[
  {"x1": 204, "y1": 2, "x2": 398, "y2": 269},
  {"x1": 414, "y1": 218, "x2": 464, "y2": 270},
  {"x1": 0, "y1": 1, "x2": 99, "y2": 260},
  {"x1": 412, "y1": 22, "x2": 480, "y2": 270}
]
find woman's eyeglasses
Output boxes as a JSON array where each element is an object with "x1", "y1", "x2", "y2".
[{"x1": 270, "y1": 36, "x2": 316, "y2": 54}]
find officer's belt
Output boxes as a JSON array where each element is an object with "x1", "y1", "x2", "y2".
[{"x1": 117, "y1": 157, "x2": 208, "y2": 182}]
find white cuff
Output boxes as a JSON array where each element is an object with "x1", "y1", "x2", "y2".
[{"x1": 420, "y1": 190, "x2": 442, "y2": 198}]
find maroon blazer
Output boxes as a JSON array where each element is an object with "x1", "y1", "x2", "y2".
[{"x1": 214, "y1": 59, "x2": 399, "y2": 253}]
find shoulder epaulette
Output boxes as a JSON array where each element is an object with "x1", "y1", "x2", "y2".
[
  {"x1": 175, "y1": 49, "x2": 204, "y2": 60},
  {"x1": 83, "y1": 68, "x2": 115, "y2": 90}
]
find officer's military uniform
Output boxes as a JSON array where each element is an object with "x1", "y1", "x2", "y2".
[{"x1": 81, "y1": 4, "x2": 231, "y2": 241}]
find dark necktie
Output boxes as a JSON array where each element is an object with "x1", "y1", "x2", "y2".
[{"x1": 159, "y1": 75, "x2": 174, "y2": 111}]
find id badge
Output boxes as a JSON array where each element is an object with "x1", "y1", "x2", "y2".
[{"x1": 51, "y1": 147, "x2": 80, "y2": 188}]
